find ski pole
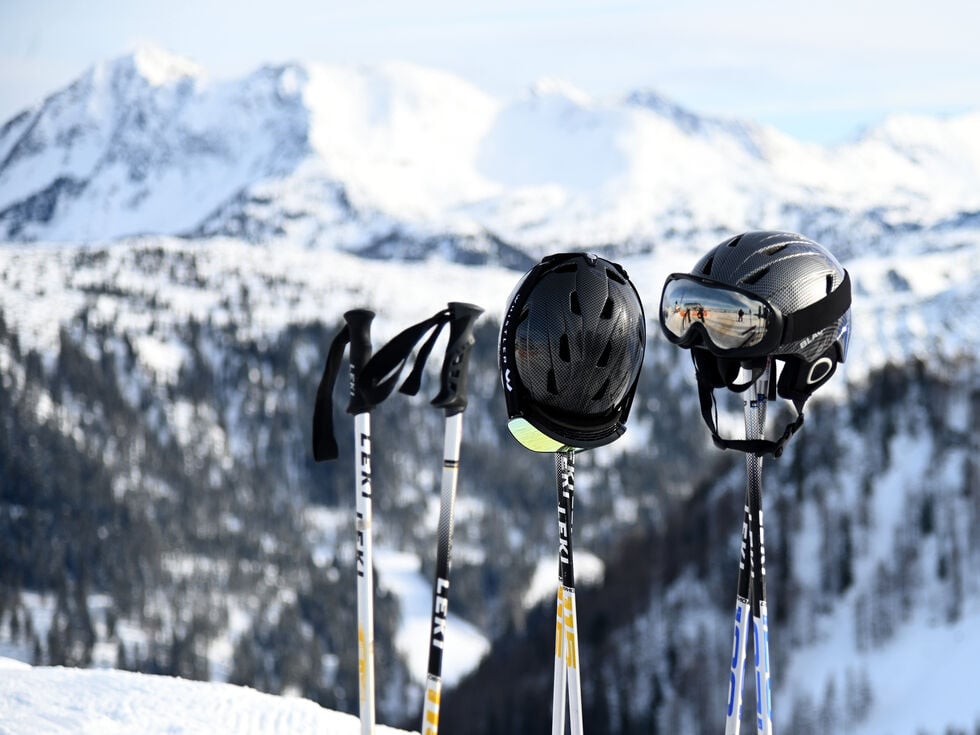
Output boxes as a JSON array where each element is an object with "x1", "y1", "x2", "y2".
[
  {"x1": 724, "y1": 359, "x2": 776, "y2": 735},
  {"x1": 745, "y1": 362, "x2": 773, "y2": 735},
  {"x1": 348, "y1": 310, "x2": 378, "y2": 735},
  {"x1": 724, "y1": 496, "x2": 752, "y2": 735},
  {"x1": 312, "y1": 309, "x2": 378, "y2": 735},
  {"x1": 552, "y1": 449, "x2": 584, "y2": 735},
  {"x1": 420, "y1": 302, "x2": 483, "y2": 735},
  {"x1": 354, "y1": 302, "x2": 485, "y2": 732}
]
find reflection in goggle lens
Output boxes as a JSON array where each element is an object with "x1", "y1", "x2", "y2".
[{"x1": 661, "y1": 278, "x2": 772, "y2": 351}]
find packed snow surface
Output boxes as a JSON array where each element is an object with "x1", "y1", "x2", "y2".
[{"x1": 0, "y1": 657, "x2": 413, "y2": 735}]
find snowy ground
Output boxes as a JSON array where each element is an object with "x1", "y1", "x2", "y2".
[{"x1": 0, "y1": 657, "x2": 414, "y2": 735}]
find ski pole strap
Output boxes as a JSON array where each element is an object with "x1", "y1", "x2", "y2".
[
  {"x1": 399, "y1": 318, "x2": 446, "y2": 398},
  {"x1": 311, "y1": 310, "x2": 375, "y2": 462},
  {"x1": 360, "y1": 309, "x2": 451, "y2": 405},
  {"x1": 312, "y1": 324, "x2": 352, "y2": 462},
  {"x1": 360, "y1": 302, "x2": 484, "y2": 413},
  {"x1": 695, "y1": 370, "x2": 805, "y2": 458}
]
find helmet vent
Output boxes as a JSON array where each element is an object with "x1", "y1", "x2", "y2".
[
  {"x1": 596, "y1": 340, "x2": 612, "y2": 367},
  {"x1": 742, "y1": 266, "x2": 770, "y2": 285},
  {"x1": 600, "y1": 297, "x2": 614, "y2": 319},
  {"x1": 592, "y1": 378, "x2": 610, "y2": 401},
  {"x1": 606, "y1": 268, "x2": 626, "y2": 285},
  {"x1": 570, "y1": 291, "x2": 582, "y2": 315},
  {"x1": 826, "y1": 274, "x2": 833, "y2": 294},
  {"x1": 559, "y1": 334, "x2": 571, "y2": 362},
  {"x1": 702, "y1": 255, "x2": 715, "y2": 275},
  {"x1": 765, "y1": 244, "x2": 788, "y2": 256},
  {"x1": 547, "y1": 369, "x2": 559, "y2": 395},
  {"x1": 727, "y1": 234, "x2": 744, "y2": 248}
]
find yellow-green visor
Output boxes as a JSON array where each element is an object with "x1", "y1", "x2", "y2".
[{"x1": 506, "y1": 417, "x2": 580, "y2": 453}]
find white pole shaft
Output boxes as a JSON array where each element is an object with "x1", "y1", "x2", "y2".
[
  {"x1": 753, "y1": 603, "x2": 773, "y2": 735},
  {"x1": 552, "y1": 586, "x2": 567, "y2": 735},
  {"x1": 744, "y1": 368, "x2": 773, "y2": 735},
  {"x1": 421, "y1": 675, "x2": 442, "y2": 735},
  {"x1": 354, "y1": 413, "x2": 375, "y2": 735},
  {"x1": 725, "y1": 596, "x2": 751, "y2": 735},
  {"x1": 562, "y1": 585, "x2": 584, "y2": 735},
  {"x1": 421, "y1": 413, "x2": 463, "y2": 735}
]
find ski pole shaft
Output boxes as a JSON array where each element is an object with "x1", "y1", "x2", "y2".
[
  {"x1": 552, "y1": 450, "x2": 584, "y2": 735},
  {"x1": 354, "y1": 412, "x2": 375, "y2": 735},
  {"x1": 562, "y1": 585, "x2": 584, "y2": 735},
  {"x1": 725, "y1": 499, "x2": 752, "y2": 735},
  {"x1": 552, "y1": 585, "x2": 568, "y2": 735},
  {"x1": 421, "y1": 413, "x2": 462, "y2": 735},
  {"x1": 345, "y1": 309, "x2": 376, "y2": 735},
  {"x1": 421, "y1": 302, "x2": 483, "y2": 735},
  {"x1": 745, "y1": 364, "x2": 773, "y2": 735}
]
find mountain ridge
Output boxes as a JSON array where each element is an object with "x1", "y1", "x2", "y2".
[{"x1": 1, "y1": 46, "x2": 978, "y2": 262}]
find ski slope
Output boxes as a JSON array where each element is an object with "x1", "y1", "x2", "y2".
[{"x1": 0, "y1": 657, "x2": 414, "y2": 735}]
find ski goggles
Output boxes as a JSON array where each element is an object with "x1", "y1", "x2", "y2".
[
  {"x1": 659, "y1": 270, "x2": 852, "y2": 358},
  {"x1": 659, "y1": 274, "x2": 782, "y2": 356}
]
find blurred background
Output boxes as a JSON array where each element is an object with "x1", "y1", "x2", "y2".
[{"x1": 0, "y1": 2, "x2": 978, "y2": 734}]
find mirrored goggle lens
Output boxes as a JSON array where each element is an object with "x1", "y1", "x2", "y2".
[
  {"x1": 507, "y1": 417, "x2": 574, "y2": 453},
  {"x1": 660, "y1": 278, "x2": 773, "y2": 351}
]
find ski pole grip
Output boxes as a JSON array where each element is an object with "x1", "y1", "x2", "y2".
[
  {"x1": 344, "y1": 309, "x2": 375, "y2": 415},
  {"x1": 431, "y1": 302, "x2": 484, "y2": 416}
]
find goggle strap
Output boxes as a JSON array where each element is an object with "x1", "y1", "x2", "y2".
[
  {"x1": 695, "y1": 370, "x2": 806, "y2": 458},
  {"x1": 782, "y1": 270, "x2": 851, "y2": 345}
]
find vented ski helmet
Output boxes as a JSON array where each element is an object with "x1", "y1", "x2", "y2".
[
  {"x1": 500, "y1": 253, "x2": 646, "y2": 452},
  {"x1": 659, "y1": 231, "x2": 852, "y2": 456}
]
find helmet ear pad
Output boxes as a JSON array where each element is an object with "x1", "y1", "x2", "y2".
[
  {"x1": 776, "y1": 345, "x2": 839, "y2": 403},
  {"x1": 692, "y1": 348, "x2": 740, "y2": 389}
]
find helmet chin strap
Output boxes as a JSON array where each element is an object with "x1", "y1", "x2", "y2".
[{"x1": 693, "y1": 355, "x2": 806, "y2": 458}]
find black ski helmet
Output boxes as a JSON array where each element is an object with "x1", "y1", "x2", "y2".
[
  {"x1": 659, "y1": 231, "x2": 852, "y2": 456},
  {"x1": 500, "y1": 252, "x2": 646, "y2": 452}
]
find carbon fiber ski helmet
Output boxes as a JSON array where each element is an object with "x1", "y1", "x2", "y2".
[
  {"x1": 659, "y1": 231, "x2": 852, "y2": 455},
  {"x1": 499, "y1": 252, "x2": 646, "y2": 452}
]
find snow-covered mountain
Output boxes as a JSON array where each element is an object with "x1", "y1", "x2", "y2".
[
  {"x1": 2, "y1": 46, "x2": 979, "y2": 261},
  {"x1": 0, "y1": 45, "x2": 978, "y2": 735}
]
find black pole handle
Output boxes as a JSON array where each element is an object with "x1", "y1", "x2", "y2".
[
  {"x1": 431, "y1": 302, "x2": 484, "y2": 416},
  {"x1": 344, "y1": 309, "x2": 375, "y2": 415}
]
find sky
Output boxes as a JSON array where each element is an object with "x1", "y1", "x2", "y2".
[{"x1": 1, "y1": 0, "x2": 978, "y2": 144}]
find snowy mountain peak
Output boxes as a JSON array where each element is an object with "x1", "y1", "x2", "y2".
[
  {"x1": 625, "y1": 87, "x2": 772, "y2": 158},
  {"x1": 0, "y1": 47, "x2": 978, "y2": 262},
  {"x1": 113, "y1": 44, "x2": 205, "y2": 87},
  {"x1": 625, "y1": 88, "x2": 702, "y2": 126},
  {"x1": 525, "y1": 77, "x2": 594, "y2": 107},
  {"x1": 857, "y1": 111, "x2": 980, "y2": 174}
]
